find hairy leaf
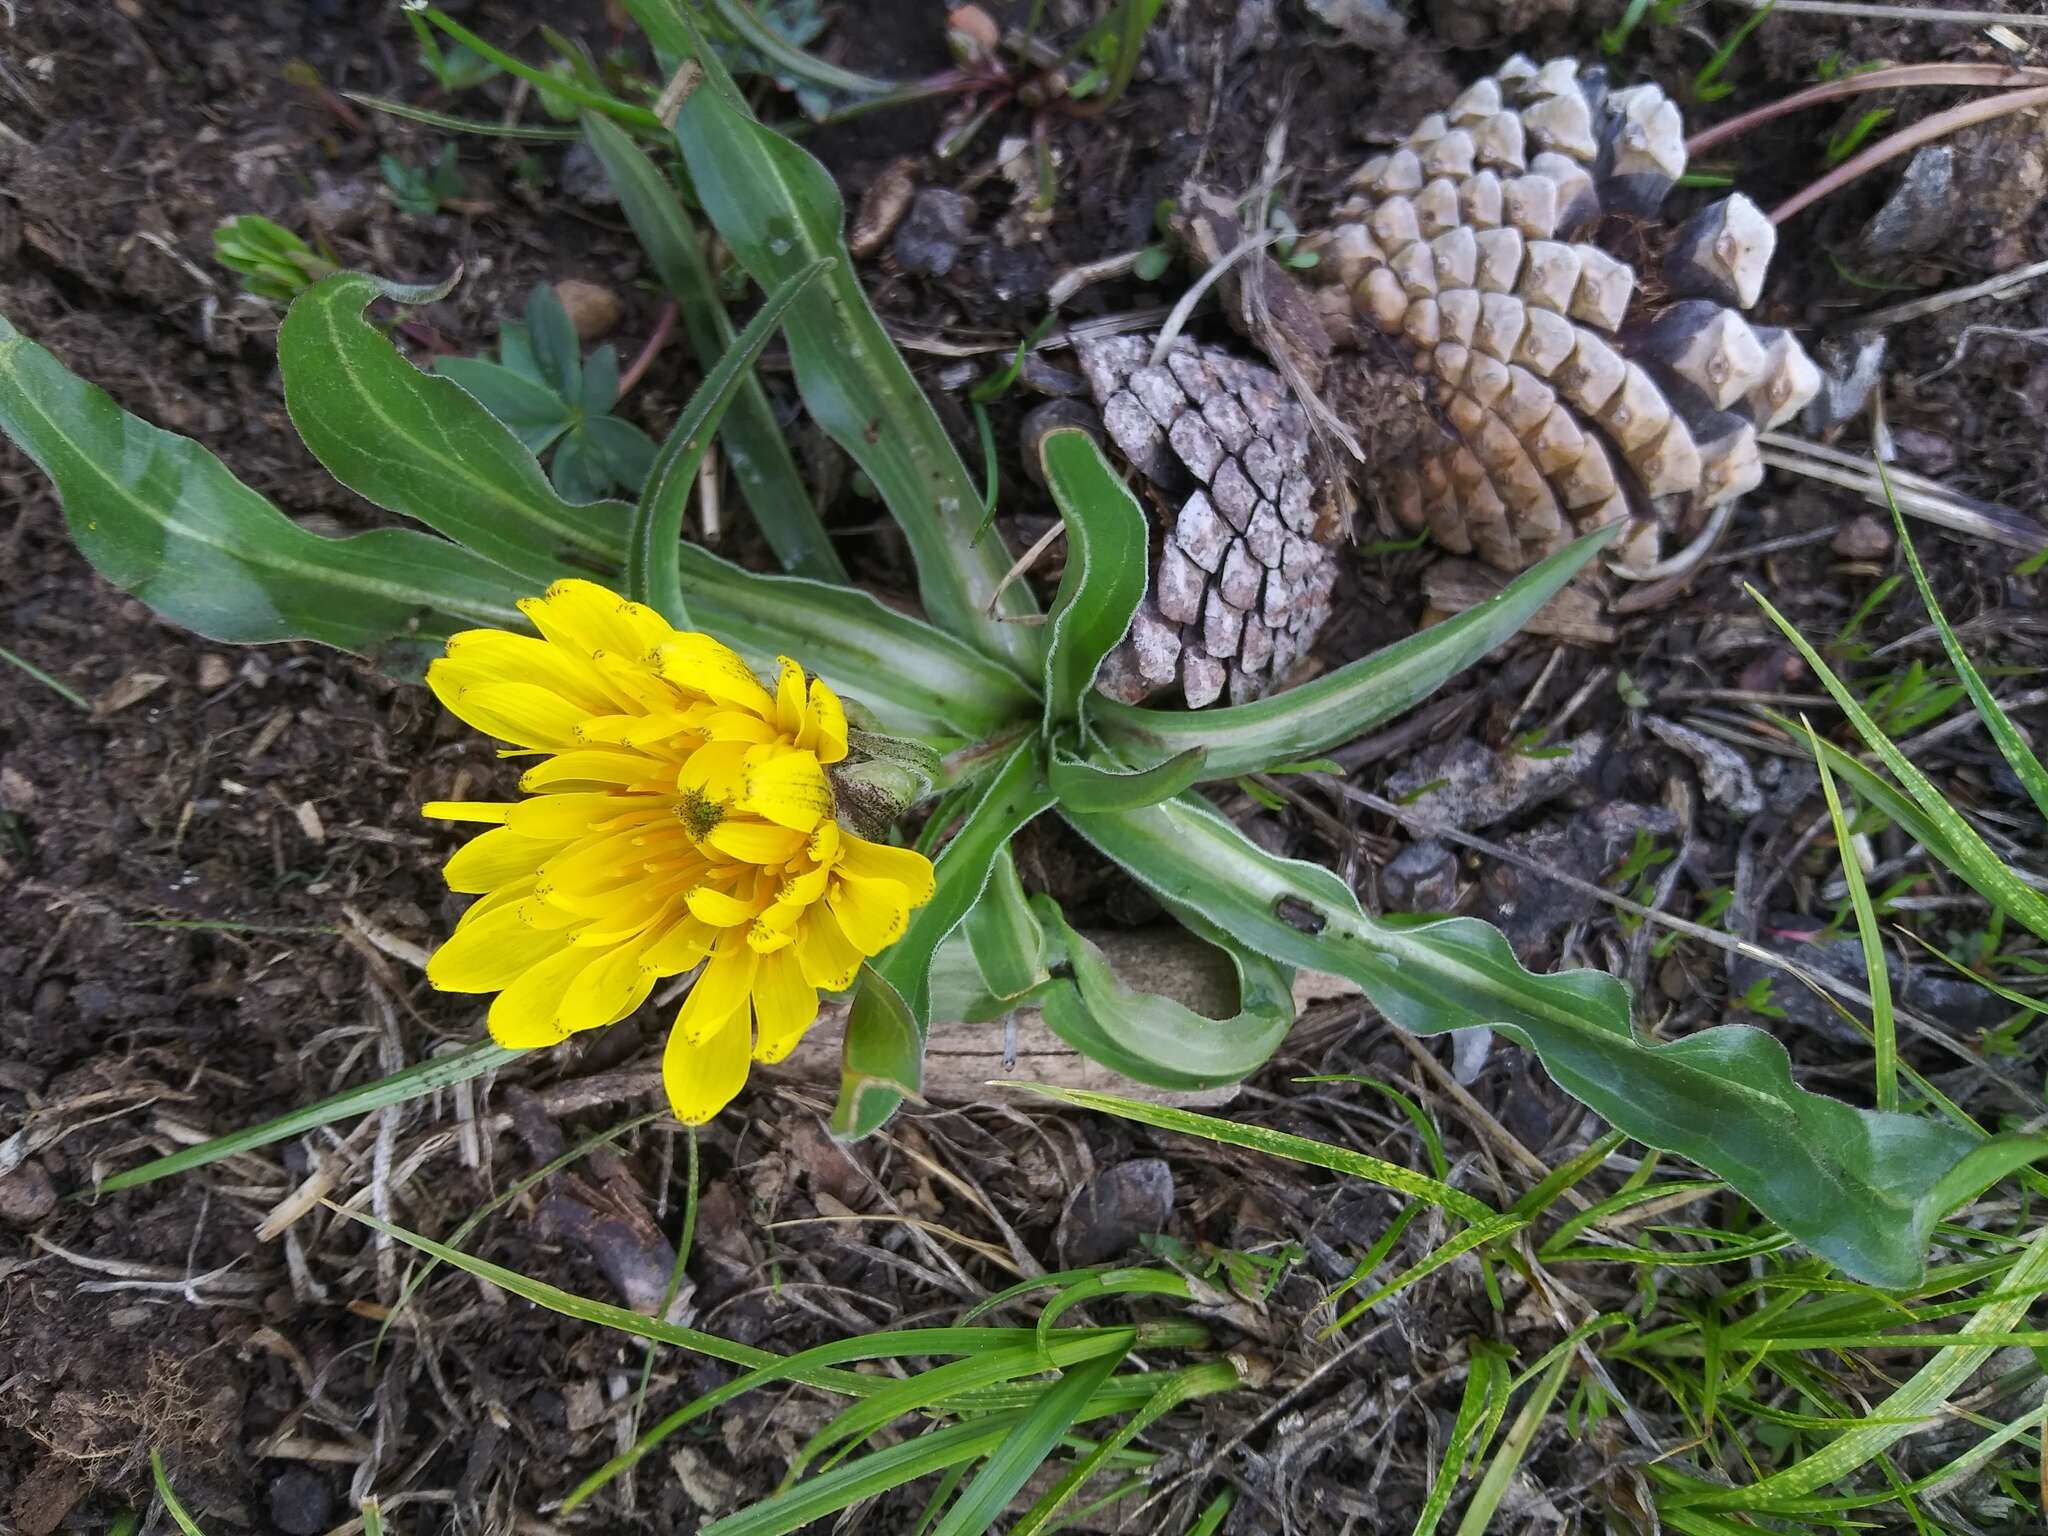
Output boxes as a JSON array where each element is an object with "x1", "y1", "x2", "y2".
[
  {"x1": 1037, "y1": 428, "x2": 1149, "y2": 736},
  {"x1": 277, "y1": 271, "x2": 630, "y2": 583},
  {"x1": 963, "y1": 849, "x2": 1048, "y2": 1006},
  {"x1": 1094, "y1": 528, "x2": 1615, "y2": 779},
  {"x1": 1047, "y1": 744, "x2": 1206, "y2": 812},
  {"x1": 0, "y1": 315, "x2": 530, "y2": 675},
  {"x1": 629, "y1": 0, "x2": 1040, "y2": 667},
  {"x1": 579, "y1": 113, "x2": 846, "y2": 582},
  {"x1": 1065, "y1": 794, "x2": 2048, "y2": 1288}
]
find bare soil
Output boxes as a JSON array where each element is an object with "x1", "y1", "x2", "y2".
[{"x1": 2, "y1": 1, "x2": 2044, "y2": 1531}]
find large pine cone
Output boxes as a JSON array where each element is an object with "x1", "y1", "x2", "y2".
[
  {"x1": 1326, "y1": 55, "x2": 1822, "y2": 573},
  {"x1": 1075, "y1": 334, "x2": 1340, "y2": 709}
]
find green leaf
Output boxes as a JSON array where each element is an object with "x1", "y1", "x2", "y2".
[
  {"x1": 704, "y1": 1417, "x2": 1025, "y2": 1536},
  {"x1": 579, "y1": 112, "x2": 846, "y2": 582},
  {"x1": 0, "y1": 314, "x2": 530, "y2": 675},
  {"x1": 1063, "y1": 794, "x2": 2048, "y2": 1288},
  {"x1": 628, "y1": 256, "x2": 830, "y2": 624},
  {"x1": 1094, "y1": 527, "x2": 1615, "y2": 779},
  {"x1": 632, "y1": 0, "x2": 1040, "y2": 667},
  {"x1": 432, "y1": 356, "x2": 573, "y2": 453},
  {"x1": 91, "y1": 1042, "x2": 521, "y2": 1195},
  {"x1": 581, "y1": 414, "x2": 659, "y2": 489},
  {"x1": 1047, "y1": 744, "x2": 1207, "y2": 812},
  {"x1": 277, "y1": 271, "x2": 630, "y2": 584},
  {"x1": 930, "y1": 1347, "x2": 1127, "y2": 1536},
  {"x1": 1036, "y1": 428, "x2": 1149, "y2": 735},
  {"x1": 1804, "y1": 717, "x2": 1897, "y2": 1111},
  {"x1": 580, "y1": 341, "x2": 621, "y2": 415},
  {"x1": 1881, "y1": 461, "x2": 2048, "y2": 823},
  {"x1": 963, "y1": 848, "x2": 1048, "y2": 1005},
  {"x1": 526, "y1": 283, "x2": 583, "y2": 401},
  {"x1": 1031, "y1": 895, "x2": 1295, "y2": 1090},
  {"x1": 832, "y1": 961, "x2": 926, "y2": 1141},
  {"x1": 704, "y1": 0, "x2": 898, "y2": 97},
  {"x1": 1751, "y1": 585, "x2": 2048, "y2": 946},
  {"x1": 836, "y1": 738, "x2": 1057, "y2": 1137},
  {"x1": 673, "y1": 542, "x2": 1034, "y2": 740}
]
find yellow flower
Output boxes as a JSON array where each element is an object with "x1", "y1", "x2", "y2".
[{"x1": 420, "y1": 579, "x2": 936, "y2": 1124}]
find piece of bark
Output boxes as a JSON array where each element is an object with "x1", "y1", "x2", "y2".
[{"x1": 1421, "y1": 557, "x2": 1618, "y2": 643}]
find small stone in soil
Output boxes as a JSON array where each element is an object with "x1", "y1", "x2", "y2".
[
  {"x1": 196, "y1": 654, "x2": 233, "y2": 691},
  {"x1": 554, "y1": 279, "x2": 623, "y2": 342},
  {"x1": 0, "y1": 1160, "x2": 57, "y2": 1226},
  {"x1": 1831, "y1": 513, "x2": 1893, "y2": 562},
  {"x1": 1057, "y1": 1158, "x2": 1175, "y2": 1267},
  {"x1": 894, "y1": 188, "x2": 976, "y2": 278},
  {"x1": 268, "y1": 1466, "x2": 333, "y2": 1536}
]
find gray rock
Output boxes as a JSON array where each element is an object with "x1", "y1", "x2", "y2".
[
  {"x1": 1057, "y1": 1159, "x2": 1176, "y2": 1266},
  {"x1": 0, "y1": 1160, "x2": 57, "y2": 1226},
  {"x1": 893, "y1": 188, "x2": 976, "y2": 278},
  {"x1": 1385, "y1": 730, "x2": 1605, "y2": 834},
  {"x1": 1862, "y1": 146, "x2": 1956, "y2": 258},
  {"x1": 1382, "y1": 838, "x2": 1457, "y2": 912},
  {"x1": 268, "y1": 1467, "x2": 333, "y2": 1536}
]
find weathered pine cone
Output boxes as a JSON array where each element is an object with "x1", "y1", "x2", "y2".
[
  {"x1": 1075, "y1": 335, "x2": 1341, "y2": 708},
  {"x1": 1326, "y1": 55, "x2": 1822, "y2": 573}
]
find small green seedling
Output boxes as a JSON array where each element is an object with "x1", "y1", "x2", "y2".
[
  {"x1": 435, "y1": 284, "x2": 658, "y2": 503},
  {"x1": 212, "y1": 215, "x2": 337, "y2": 302},
  {"x1": 1599, "y1": 0, "x2": 1682, "y2": 58},
  {"x1": 380, "y1": 143, "x2": 467, "y2": 216},
  {"x1": 1826, "y1": 106, "x2": 1894, "y2": 166},
  {"x1": 1692, "y1": 0, "x2": 1776, "y2": 103},
  {"x1": 407, "y1": 10, "x2": 503, "y2": 92}
]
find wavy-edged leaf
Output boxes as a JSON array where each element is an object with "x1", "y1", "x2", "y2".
[
  {"x1": 1047, "y1": 744, "x2": 1206, "y2": 812},
  {"x1": 0, "y1": 315, "x2": 531, "y2": 676},
  {"x1": 673, "y1": 543, "x2": 1033, "y2": 741},
  {"x1": 1064, "y1": 794, "x2": 2048, "y2": 1288},
  {"x1": 1031, "y1": 895, "x2": 1295, "y2": 1091},
  {"x1": 832, "y1": 961, "x2": 925, "y2": 1141},
  {"x1": 836, "y1": 739, "x2": 1056, "y2": 1138},
  {"x1": 629, "y1": 0, "x2": 1040, "y2": 667},
  {"x1": 579, "y1": 113, "x2": 846, "y2": 582},
  {"x1": 1037, "y1": 428, "x2": 1149, "y2": 735},
  {"x1": 627, "y1": 256, "x2": 831, "y2": 624},
  {"x1": 1094, "y1": 527, "x2": 1615, "y2": 779},
  {"x1": 1751, "y1": 585, "x2": 2048, "y2": 946},
  {"x1": 277, "y1": 271, "x2": 630, "y2": 583}
]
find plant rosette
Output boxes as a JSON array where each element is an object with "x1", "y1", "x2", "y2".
[{"x1": 3, "y1": 6, "x2": 2043, "y2": 1289}]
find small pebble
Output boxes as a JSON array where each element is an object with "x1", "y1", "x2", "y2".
[
  {"x1": 196, "y1": 654, "x2": 233, "y2": 691},
  {"x1": 893, "y1": 188, "x2": 976, "y2": 278},
  {"x1": 554, "y1": 279, "x2": 623, "y2": 342},
  {"x1": 1831, "y1": 514, "x2": 1893, "y2": 562},
  {"x1": 268, "y1": 1467, "x2": 333, "y2": 1536},
  {"x1": 1056, "y1": 1158, "x2": 1174, "y2": 1266},
  {"x1": 0, "y1": 1161, "x2": 58, "y2": 1227}
]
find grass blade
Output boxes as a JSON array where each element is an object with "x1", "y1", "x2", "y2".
[
  {"x1": 579, "y1": 113, "x2": 846, "y2": 581},
  {"x1": 627, "y1": 256, "x2": 830, "y2": 623},
  {"x1": 931, "y1": 1347, "x2": 1128, "y2": 1536},
  {"x1": 1751, "y1": 584, "x2": 2048, "y2": 945},
  {"x1": 1880, "y1": 458, "x2": 2048, "y2": 822},
  {"x1": 704, "y1": 0, "x2": 897, "y2": 96},
  {"x1": 704, "y1": 1417, "x2": 1025, "y2": 1536},
  {"x1": 1413, "y1": 1349, "x2": 1503, "y2": 1536},
  {"x1": 92, "y1": 1042, "x2": 521, "y2": 1195},
  {"x1": 151, "y1": 1451, "x2": 209, "y2": 1536},
  {"x1": 1803, "y1": 716, "x2": 1896, "y2": 1110}
]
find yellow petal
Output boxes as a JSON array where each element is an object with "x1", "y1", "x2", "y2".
[
  {"x1": 838, "y1": 835, "x2": 937, "y2": 907},
  {"x1": 428, "y1": 902, "x2": 568, "y2": 992},
  {"x1": 505, "y1": 792, "x2": 654, "y2": 840},
  {"x1": 740, "y1": 747, "x2": 832, "y2": 833},
  {"x1": 662, "y1": 1009, "x2": 752, "y2": 1125},
  {"x1": 485, "y1": 943, "x2": 594, "y2": 1046},
  {"x1": 826, "y1": 872, "x2": 912, "y2": 955},
  {"x1": 750, "y1": 947, "x2": 820, "y2": 1063},
  {"x1": 645, "y1": 912, "x2": 715, "y2": 974},
  {"x1": 747, "y1": 918, "x2": 797, "y2": 953},
  {"x1": 423, "y1": 801, "x2": 516, "y2": 824},
  {"x1": 556, "y1": 936, "x2": 659, "y2": 1035},
  {"x1": 442, "y1": 825, "x2": 560, "y2": 894},
  {"x1": 521, "y1": 579, "x2": 676, "y2": 661},
  {"x1": 675, "y1": 934, "x2": 759, "y2": 1043},
  {"x1": 686, "y1": 882, "x2": 769, "y2": 927},
  {"x1": 653, "y1": 633, "x2": 775, "y2": 718},
  {"x1": 704, "y1": 819, "x2": 808, "y2": 865},
  {"x1": 677, "y1": 740, "x2": 751, "y2": 806},
  {"x1": 442, "y1": 629, "x2": 614, "y2": 715},
  {"x1": 794, "y1": 904, "x2": 865, "y2": 992},
  {"x1": 521, "y1": 750, "x2": 669, "y2": 792},
  {"x1": 428, "y1": 673, "x2": 587, "y2": 751},
  {"x1": 773, "y1": 657, "x2": 809, "y2": 739},
  {"x1": 803, "y1": 678, "x2": 849, "y2": 765}
]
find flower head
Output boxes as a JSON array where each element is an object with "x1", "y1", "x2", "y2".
[{"x1": 422, "y1": 579, "x2": 935, "y2": 1123}]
